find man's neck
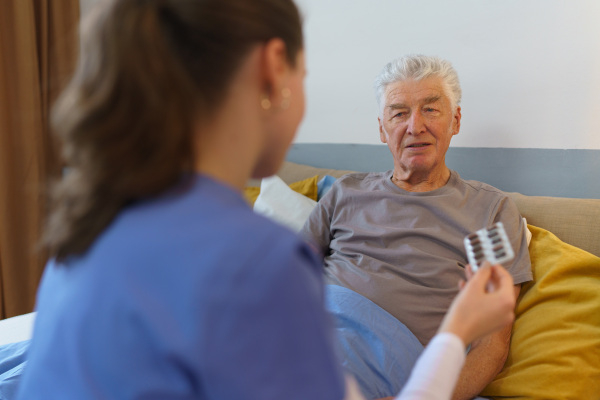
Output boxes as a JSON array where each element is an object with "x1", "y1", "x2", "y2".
[{"x1": 391, "y1": 166, "x2": 451, "y2": 192}]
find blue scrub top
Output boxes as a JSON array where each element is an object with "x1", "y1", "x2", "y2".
[{"x1": 18, "y1": 175, "x2": 345, "y2": 400}]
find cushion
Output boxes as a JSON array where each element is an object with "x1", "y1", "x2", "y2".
[
  {"x1": 276, "y1": 161, "x2": 355, "y2": 184},
  {"x1": 317, "y1": 175, "x2": 337, "y2": 200},
  {"x1": 481, "y1": 224, "x2": 600, "y2": 399},
  {"x1": 253, "y1": 175, "x2": 317, "y2": 232},
  {"x1": 244, "y1": 175, "x2": 318, "y2": 206},
  {"x1": 288, "y1": 175, "x2": 318, "y2": 201},
  {"x1": 507, "y1": 192, "x2": 600, "y2": 258},
  {"x1": 244, "y1": 186, "x2": 261, "y2": 206}
]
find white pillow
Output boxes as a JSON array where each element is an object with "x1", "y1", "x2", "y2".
[
  {"x1": 253, "y1": 175, "x2": 317, "y2": 232},
  {"x1": 523, "y1": 217, "x2": 532, "y2": 246},
  {"x1": 0, "y1": 312, "x2": 36, "y2": 346}
]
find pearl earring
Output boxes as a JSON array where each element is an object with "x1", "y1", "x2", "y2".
[{"x1": 261, "y1": 95, "x2": 272, "y2": 110}]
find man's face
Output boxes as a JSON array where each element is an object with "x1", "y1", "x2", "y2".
[{"x1": 378, "y1": 76, "x2": 461, "y2": 179}]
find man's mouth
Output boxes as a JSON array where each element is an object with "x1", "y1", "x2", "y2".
[{"x1": 406, "y1": 143, "x2": 430, "y2": 148}]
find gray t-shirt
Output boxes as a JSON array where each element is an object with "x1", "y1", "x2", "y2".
[{"x1": 301, "y1": 170, "x2": 532, "y2": 345}]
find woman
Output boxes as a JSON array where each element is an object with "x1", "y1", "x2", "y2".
[{"x1": 17, "y1": 0, "x2": 515, "y2": 399}]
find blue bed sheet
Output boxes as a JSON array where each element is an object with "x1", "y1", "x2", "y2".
[
  {"x1": 325, "y1": 284, "x2": 424, "y2": 399},
  {"x1": 0, "y1": 340, "x2": 29, "y2": 400}
]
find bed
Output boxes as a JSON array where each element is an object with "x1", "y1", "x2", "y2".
[
  {"x1": 251, "y1": 159, "x2": 600, "y2": 400},
  {"x1": 2, "y1": 153, "x2": 599, "y2": 400}
]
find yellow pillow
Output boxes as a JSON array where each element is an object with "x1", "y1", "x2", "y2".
[
  {"x1": 244, "y1": 175, "x2": 319, "y2": 206},
  {"x1": 481, "y1": 225, "x2": 600, "y2": 399},
  {"x1": 244, "y1": 186, "x2": 261, "y2": 205}
]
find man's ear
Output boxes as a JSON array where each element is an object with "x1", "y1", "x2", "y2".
[
  {"x1": 261, "y1": 38, "x2": 289, "y2": 97},
  {"x1": 378, "y1": 117, "x2": 387, "y2": 143},
  {"x1": 452, "y1": 106, "x2": 462, "y2": 136}
]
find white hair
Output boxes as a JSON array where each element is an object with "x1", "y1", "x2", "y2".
[{"x1": 374, "y1": 54, "x2": 462, "y2": 116}]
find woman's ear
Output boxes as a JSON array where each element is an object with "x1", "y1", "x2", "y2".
[{"x1": 260, "y1": 38, "x2": 290, "y2": 97}]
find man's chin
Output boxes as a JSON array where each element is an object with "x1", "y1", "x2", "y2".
[{"x1": 400, "y1": 159, "x2": 436, "y2": 174}]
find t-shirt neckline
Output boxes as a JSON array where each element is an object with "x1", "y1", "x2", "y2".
[{"x1": 382, "y1": 169, "x2": 459, "y2": 196}]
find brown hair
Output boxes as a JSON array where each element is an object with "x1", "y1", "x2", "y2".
[{"x1": 45, "y1": 0, "x2": 303, "y2": 261}]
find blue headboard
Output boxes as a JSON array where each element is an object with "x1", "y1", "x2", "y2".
[{"x1": 287, "y1": 144, "x2": 600, "y2": 199}]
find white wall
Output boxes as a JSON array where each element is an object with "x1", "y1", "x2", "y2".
[
  {"x1": 296, "y1": 0, "x2": 600, "y2": 149},
  {"x1": 79, "y1": 0, "x2": 600, "y2": 149}
]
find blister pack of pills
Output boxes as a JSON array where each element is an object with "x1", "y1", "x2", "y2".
[{"x1": 463, "y1": 222, "x2": 514, "y2": 272}]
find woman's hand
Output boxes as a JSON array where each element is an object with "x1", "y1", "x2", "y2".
[{"x1": 438, "y1": 262, "x2": 516, "y2": 347}]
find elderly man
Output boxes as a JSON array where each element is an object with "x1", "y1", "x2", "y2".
[{"x1": 301, "y1": 55, "x2": 532, "y2": 400}]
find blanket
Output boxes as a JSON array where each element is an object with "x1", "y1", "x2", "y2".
[
  {"x1": 325, "y1": 284, "x2": 424, "y2": 399},
  {"x1": 326, "y1": 284, "x2": 491, "y2": 400},
  {"x1": 0, "y1": 341, "x2": 28, "y2": 400}
]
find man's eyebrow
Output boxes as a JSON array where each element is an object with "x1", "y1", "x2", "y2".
[
  {"x1": 386, "y1": 96, "x2": 443, "y2": 110},
  {"x1": 386, "y1": 103, "x2": 407, "y2": 110},
  {"x1": 422, "y1": 95, "x2": 442, "y2": 104}
]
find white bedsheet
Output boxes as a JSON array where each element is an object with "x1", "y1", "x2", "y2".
[{"x1": 0, "y1": 313, "x2": 36, "y2": 346}]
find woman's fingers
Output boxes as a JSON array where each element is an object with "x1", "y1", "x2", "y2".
[
  {"x1": 465, "y1": 264, "x2": 475, "y2": 280},
  {"x1": 469, "y1": 262, "x2": 493, "y2": 291},
  {"x1": 442, "y1": 263, "x2": 516, "y2": 345}
]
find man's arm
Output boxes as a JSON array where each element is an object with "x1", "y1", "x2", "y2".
[
  {"x1": 300, "y1": 190, "x2": 334, "y2": 255},
  {"x1": 450, "y1": 284, "x2": 521, "y2": 400}
]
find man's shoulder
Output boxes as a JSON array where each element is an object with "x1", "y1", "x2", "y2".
[
  {"x1": 334, "y1": 171, "x2": 391, "y2": 190},
  {"x1": 453, "y1": 172, "x2": 508, "y2": 199}
]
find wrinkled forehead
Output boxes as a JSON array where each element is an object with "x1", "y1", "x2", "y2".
[{"x1": 383, "y1": 76, "x2": 451, "y2": 107}]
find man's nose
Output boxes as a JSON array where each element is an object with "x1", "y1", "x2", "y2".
[{"x1": 407, "y1": 111, "x2": 426, "y2": 135}]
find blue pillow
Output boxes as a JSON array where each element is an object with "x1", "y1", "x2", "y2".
[{"x1": 317, "y1": 175, "x2": 337, "y2": 200}]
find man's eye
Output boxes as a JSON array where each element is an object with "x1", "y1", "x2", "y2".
[{"x1": 425, "y1": 108, "x2": 436, "y2": 112}]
